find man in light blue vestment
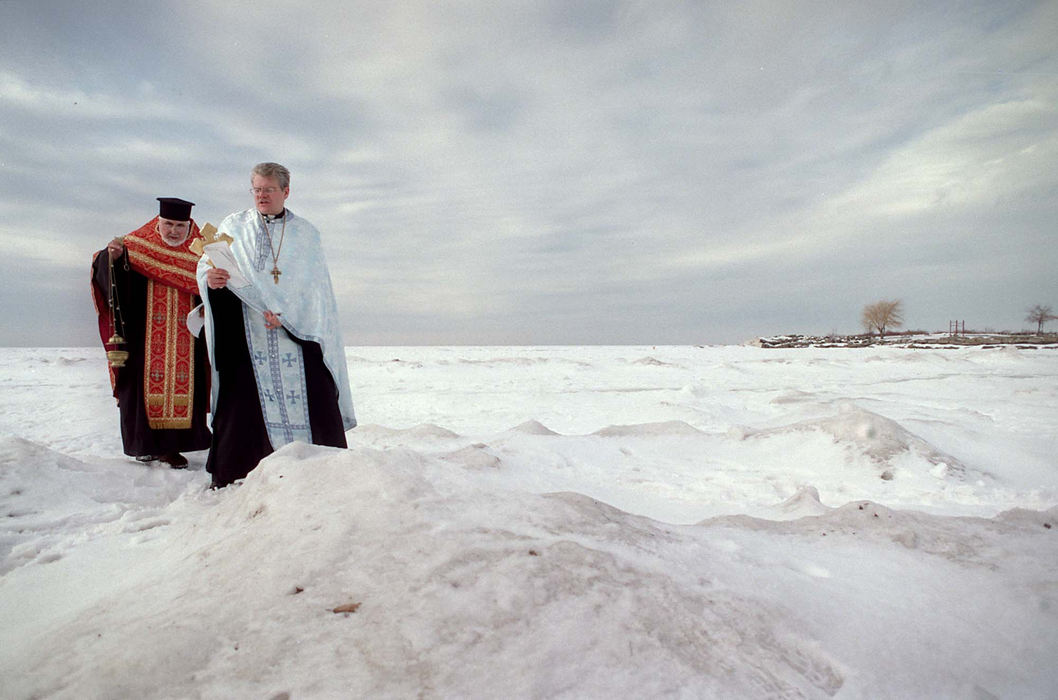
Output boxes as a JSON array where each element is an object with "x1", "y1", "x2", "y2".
[{"x1": 197, "y1": 162, "x2": 355, "y2": 487}]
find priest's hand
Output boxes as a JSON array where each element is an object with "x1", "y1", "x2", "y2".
[
  {"x1": 107, "y1": 237, "x2": 125, "y2": 260},
  {"x1": 263, "y1": 310, "x2": 282, "y2": 330},
  {"x1": 205, "y1": 268, "x2": 230, "y2": 289}
]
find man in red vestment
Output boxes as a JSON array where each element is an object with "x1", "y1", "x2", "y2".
[{"x1": 91, "y1": 198, "x2": 212, "y2": 468}]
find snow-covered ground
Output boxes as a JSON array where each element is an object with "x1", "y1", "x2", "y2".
[{"x1": 1, "y1": 345, "x2": 1056, "y2": 698}]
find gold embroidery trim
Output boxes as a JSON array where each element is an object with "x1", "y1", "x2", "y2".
[
  {"x1": 126, "y1": 251, "x2": 199, "y2": 286},
  {"x1": 141, "y1": 279, "x2": 195, "y2": 430},
  {"x1": 128, "y1": 236, "x2": 201, "y2": 263}
]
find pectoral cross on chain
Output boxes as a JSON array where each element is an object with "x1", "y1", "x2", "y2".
[{"x1": 271, "y1": 266, "x2": 281, "y2": 284}]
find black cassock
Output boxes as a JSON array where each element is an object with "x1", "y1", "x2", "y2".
[
  {"x1": 91, "y1": 253, "x2": 212, "y2": 457},
  {"x1": 205, "y1": 287, "x2": 347, "y2": 488}
]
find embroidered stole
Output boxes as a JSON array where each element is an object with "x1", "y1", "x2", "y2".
[
  {"x1": 244, "y1": 316, "x2": 313, "y2": 447},
  {"x1": 236, "y1": 213, "x2": 313, "y2": 447},
  {"x1": 123, "y1": 218, "x2": 203, "y2": 430}
]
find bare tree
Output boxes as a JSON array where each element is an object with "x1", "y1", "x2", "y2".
[
  {"x1": 1025, "y1": 304, "x2": 1057, "y2": 334},
  {"x1": 861, "y1": 299, "x2": 904, "y2": 338}
]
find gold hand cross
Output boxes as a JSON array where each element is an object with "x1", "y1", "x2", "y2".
[{"x1": 189, "y1": 223, "x2": 234, "y2": 257}]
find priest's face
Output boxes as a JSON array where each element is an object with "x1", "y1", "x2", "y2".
[
  {"x1": 252, "y1": 174, "x2": 289, "y2": 216},
  {"x1": 156, "y1": 217, "x2": 191, "y2": 247}
]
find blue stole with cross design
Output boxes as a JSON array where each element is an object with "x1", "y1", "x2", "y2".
[{"x1": 243, "y1": 312, "x2": 312, "y2": 447}]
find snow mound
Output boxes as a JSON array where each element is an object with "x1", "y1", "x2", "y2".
[
  {"x1": 770, "y1": 390, "x2": 822, "y2": 405},
  {"x1": 594, "y1": 420, "x2": 705, "y2": 437},
  {"x1": 0, "y1": 436, "x2": 194, "y2": 574},
  {"x1": 351, "y1": 423, "x2": 463, "y2": 446},
  {"x1": 742, "y1": 404, "x2": 970, "y2": 479},
  {"x1": 4, "y1": 345, "x2": 1058, "y2": 697},
  {"x1": 0, "y1": 434, "x2": 92, "y2": 475},
  {"x1": 705, "y1": 499, "x2": 1058, "y2": 568},
  {"x1": 766, "y1": 486, "x2": 833, "y2": 520},
  {"x1": 441, "y1": 443, "x2": 503, "y2": 470},
  {"x1": 508, "y1": 420, "x2": 561, "y2": 436},
  {"x1": 630, "y1": 356, "x2": 678, "y2": 367},
  {"x1": 357, "y1": 423, "x2": 460, "y2": 438},
  {"x1": 406, "y1": 423, "x2": 462, "y2": 439},
  {"x1": 450, "y1": 356, "x2": 555, "y2": 367},
  {"x1": 995, "y1": 505, "x2": 1058, "y2": 528},
  {"x1": 5, "y1": 446, "x2": 852, "y2": 699}
]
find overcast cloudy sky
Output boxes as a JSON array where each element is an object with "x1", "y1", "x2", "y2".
[{"x1": 2, "y1": 0, "x2": 1056, "y2": 346}]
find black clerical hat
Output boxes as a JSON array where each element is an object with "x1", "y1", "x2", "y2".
[{"x1": 157, "y1": 197, "x2": 195, "y2": 221}]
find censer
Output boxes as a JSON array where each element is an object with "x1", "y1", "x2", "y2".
[{"x1": 107, "y1": 248, "x2": 129, "y2": 368}]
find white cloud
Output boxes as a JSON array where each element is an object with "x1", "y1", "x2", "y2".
[
  {"x1": 1, "y1": 0, "x2": 1056, "y2": 344},
  {"x1": 824, "y1": 95, "x2": 1058, "y2": 220},
  {"x1": 0, "y1": 71, "x2": 179, "y2": 121}
]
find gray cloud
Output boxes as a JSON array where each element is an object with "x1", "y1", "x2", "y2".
[{"x1": 2, "y1": 0, "x2": 1056, "y2": 346}]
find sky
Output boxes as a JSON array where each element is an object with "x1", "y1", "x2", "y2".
[{"x1": 1, "y1": 0, "x2": 1056, "y2": 346}]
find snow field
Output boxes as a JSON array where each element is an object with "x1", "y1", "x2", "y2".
[{"x1": 1, "y1": 345, "x2": 1056, "y2": 698}]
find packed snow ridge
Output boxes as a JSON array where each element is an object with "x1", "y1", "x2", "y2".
[{"x1": 1, "y1": 345, "x2": 1056, "y2": 698}]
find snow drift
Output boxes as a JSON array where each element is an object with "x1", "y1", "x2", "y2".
[{"x1": 1, "y1": 345, "x2": 1056, "y2": 698}]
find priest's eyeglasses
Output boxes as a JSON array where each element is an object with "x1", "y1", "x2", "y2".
[{"x1": 251, "y1": 187, "x2": 281, "y2": 195}]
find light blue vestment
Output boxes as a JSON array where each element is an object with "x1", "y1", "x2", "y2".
[{"x1": 196, "y1": 208, "x2": 356, "y2": 449}]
